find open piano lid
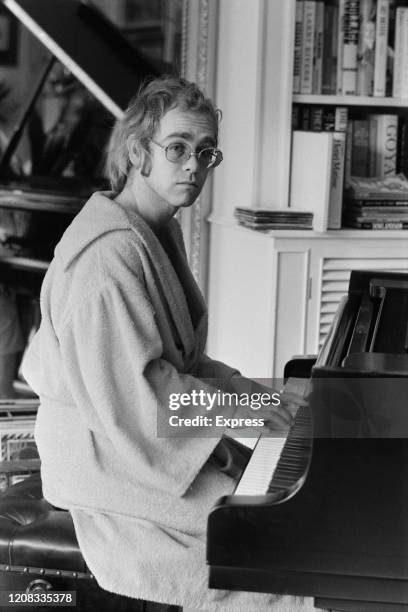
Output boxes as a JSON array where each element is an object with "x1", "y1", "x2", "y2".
[{"x1": 3, "y1": 0, "x2": 162, "y2": 118}]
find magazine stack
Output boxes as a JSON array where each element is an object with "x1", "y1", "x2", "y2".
[
  {"x1": 234, "y1": 207, "x2": 313, "y2": 230},
  {"x1": 343, "y1": 174, "x2": 408, "y2": 229}
]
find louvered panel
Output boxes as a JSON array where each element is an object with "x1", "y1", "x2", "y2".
[
  {"x1": 318, "y1": 258, "x2": 408, "y2": 348},
  {"x1": 321, "y1": 291, "x2": 347, "y2": 303}
]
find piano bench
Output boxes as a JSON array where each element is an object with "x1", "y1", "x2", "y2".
[{"x1": 0, "y1": 473, "x2": 181, "y2": 611}]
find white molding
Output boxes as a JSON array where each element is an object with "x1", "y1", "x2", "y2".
[{"x1": 179, "y1": 0, "x2": 218, "y2": 295}]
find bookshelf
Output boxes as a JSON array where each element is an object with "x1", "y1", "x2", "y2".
[
  {"x1": 294, "y1": 94, "x2": 408, "y2": 106},
  {"x1": 207, "y1": 0, "x2": 408, "y2": 379}
]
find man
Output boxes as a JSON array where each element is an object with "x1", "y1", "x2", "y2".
[{"x1": 23, "y1": 76, "x2": 312, "y2": 611}]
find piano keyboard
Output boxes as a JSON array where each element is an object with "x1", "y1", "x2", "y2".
[{"x1": 234, "y1": 406, "x2": 312, "y2": 496}]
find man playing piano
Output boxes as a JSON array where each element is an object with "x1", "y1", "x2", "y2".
[{"x1": 22, "y1": 76, "x2": 315, "y2": 611}]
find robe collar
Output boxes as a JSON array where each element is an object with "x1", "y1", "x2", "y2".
[{"x1": 56, "y1": 191, "x2": 207, "y2": 362}]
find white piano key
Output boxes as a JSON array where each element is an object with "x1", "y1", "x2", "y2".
[{"x1": 234, "y1": 436, "x2": 286, "y2": 496}]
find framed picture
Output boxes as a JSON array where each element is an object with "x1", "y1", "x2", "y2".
[{"x1": 0, "y1": 5, "x2": 18, "y2": 66}]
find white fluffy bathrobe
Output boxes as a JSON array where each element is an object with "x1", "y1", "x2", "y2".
[{"x1": 22, "y1": 193, "x2": 316, "y2": 611}]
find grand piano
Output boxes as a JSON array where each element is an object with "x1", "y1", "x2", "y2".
[
  {"x1": 0, "y1": 0, "x2": 164, "y2": 293},
  {"x1": 207, "y1": 269, "x2": 408, "y2": 612}
]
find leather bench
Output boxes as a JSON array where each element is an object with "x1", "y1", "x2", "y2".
[{"x1": 0, "y1": 473, "x2": 181, "y2": 611}]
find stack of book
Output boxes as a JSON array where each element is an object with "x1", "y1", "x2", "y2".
[
  {"x1": 343, "y1": 173, "x2": 408, "y2": 228},
  {"x1": 293, "y1": 0, "x2": 395, "y2": 97},
  {"x1": 234, "y1": 207, "x2": 313, "y2": 230}
]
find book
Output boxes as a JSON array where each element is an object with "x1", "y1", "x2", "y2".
[
  {"x1": 342, "y1": 0, "x2": 361, "y2": 94},
  {"x1": 344, "y1": 119, "x2": 354, "y2": 187},
  {"x1": 368, "y1": 114, "x2": 378, "y2": 176},
  {"x1": 370, "y1": 113, "x2": 398, "y2": 177},
  {"x1": 293, "y1": 0, "x2": 304, "y2": 93},
  {"x1": 290, "y1": 130, "x2": 335, "y2": 231},
  {"x1": 300, "y1": 1, "x2": 317, "y2": 94},
  {"x1": 397, "y1": 116, "x2": 408, "y2": 177},
  {"x1": 322, "y1": 0, "x2": 339, "y2": 94},
  {"x1": 293, "y1": 105, "x2": 348, "y2": 132},
  {"x1": 357, "y1": 0, "x2": 376, "y2": 96},
  {"x1": 313, "y1": 1, "x2": 325, "y2": 93},
  {"x1": 346, "y1": 173, "x2": 408, "y2": 198},
  {"x1": 328, "y1": 131, "x2": 347, "y2": 228},
  {"x1": 392, "y1": 6, "x2": 408, "y2": 98},
  {"x1": 292, "y1": 104, "x2": 301, "y2": 129},
  {"x1": 310, "y1": 105, "x2": 324, "y2": 130},
  {"x1": 343, "y1": 218, "x2": 408, "y2": 228},
  {"x1": 337, "y1": 0, "x2": 347, "y2": 94},
  {"x1": 374, "y1": 0, "x2": 390, "y2": 96},
  {"x1": 351, "y1": 118, "x2": 371, "y2": 176},
  {"x1": 345, "y1": 205, "x2": 408, "y2": 215},
  {"x1": 345, "y1": 198, "x2": 408, "y2": 206},
  {"x1": 323, "y1": 106, "x2": 349, "y2": 131}
]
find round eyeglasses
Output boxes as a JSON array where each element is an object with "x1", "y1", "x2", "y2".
[{"x1": 151, "y1": 140, "x2": 223, "y2": 169}]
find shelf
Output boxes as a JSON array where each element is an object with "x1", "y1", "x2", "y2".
[
  {"x1": 293, "y1": 95, "x2": 408, "y2": 108},
  {"x1": 208, "y1": 215, "x2": 408, "y2": 239}
]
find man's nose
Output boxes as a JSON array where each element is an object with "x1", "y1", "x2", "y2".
[{"x1": 183, "y1": 152, "x2": 200, "y2": 172}]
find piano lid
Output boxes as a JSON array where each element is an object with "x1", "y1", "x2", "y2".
[{"x1": 3, "y1": 0, "x2": 165, "y2": 118}]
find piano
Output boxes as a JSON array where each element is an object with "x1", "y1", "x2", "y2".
[
  {"x1": 0, "y1": 0, "x2": 164, "y2": 290},
  {"x1": 207, "y1": 269, "x2": 408, "y2": 612}
]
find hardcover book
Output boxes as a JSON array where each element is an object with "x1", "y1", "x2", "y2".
[
  {"x1": 300, "y1": 0, "x2": 317, "y2": 94},
  {"x1": 342, "y1": 0, "x2": 361, "y2": 95},
  {"x1": 374, "y1": 0, "x2": 390, "y2": 96},
  {"x1": 357, "y1": 0, "x2": 376, "y2": 96},
  {"x1": 322, "y1": 0, "x2": 339, "y2": 94},
  {"x1": 293, "y1": 0, "x2": 304, "y2": 93}
]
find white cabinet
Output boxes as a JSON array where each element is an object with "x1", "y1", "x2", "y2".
[{"x1": 207, "y1": 219, "x2": 408, "y2": 378}]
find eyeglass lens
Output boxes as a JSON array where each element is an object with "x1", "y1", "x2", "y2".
[{"x1": 165, "y1": 143, "x2": 222, "y2": 168}]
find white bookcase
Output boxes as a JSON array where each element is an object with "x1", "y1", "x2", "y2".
[{"x1": 206, "y1": 0, "x2": 408, "y2": 379}]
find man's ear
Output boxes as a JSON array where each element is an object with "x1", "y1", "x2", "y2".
[
  {"x1": 127, "y1": 135, "x2": 142, "y2": 168},
  {"x1": 127, "y1": 136, "x2": 152, "y2": 175}
]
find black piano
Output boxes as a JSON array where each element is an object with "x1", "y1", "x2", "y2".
[
  {"x1": 207, "y1": 269, "x2": 408, "y2": 612},
  {"x1": 0, "y1": 0, "x2": 163, "y2": 292}
]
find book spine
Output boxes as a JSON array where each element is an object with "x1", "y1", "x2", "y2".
[
  {"x1": 344, "y1": 119, "x2": 354, "y2": 187},
  {"x1": 374, "y1": 0, "x2": 390, "y2": 96},
  {"x1": 322, "y1": 0, "x2": 339, "y2": 94},
  {"x1": 313, "y1": 1, "x2": 325, "y2": 93},
  {"x1": 300, "y1": 1, "x2": 317, "y2": 94},
  {"x1": 400, "y1": 8, "x2": 408, "y2": 98},
  {"x1": 357, "y1": 0, "x2": 376, "y2": 96},
  {"x1": 386, "y1": 0, "x2": 397, "y2": 96},
  {"x1": 334, "y1": 106, "x2": 349, "y2": 131},
  {"x1": 343, "y1": 219, "x2": 408, "y2": 228},
  {"x1": 337, "y1": 0, "x2": 346, "y2": 94},
  {"x1": 392, "y1": 7, "x2": 407, "y2": 98},
  {"x1": 342, "y1": 0, "x2": 361, "y2": 95},
  {"x1": 368, "y1": 115, "x2": 378, "y2": 176},
  {"x1": 292, "y1": 104, "x2": 301, "y2": 130},
  {"x1": 293, "y1": 0, "x2": 304, "y2": 93},
  {"x1": 346, "y1": 198, "x2": 408, "y2": 205},
  {"x1": 301, "y1": 105, "x2": 311, "y2": 129},
  {"x1": 397, "y1": 117, "x2": 408, "y2": 177},
  {"x1": 345, "y1": 204, "x2": 408, "y2": 213},
  {"x1": 328, "y1": 131, "x2": 347, "y2": 228},
  {"x1": 310, "y1": 105, "x2": 324, "y2": 130},
  {"x1": 374, "y1": 113, "x2": 398, "y2": 178},
  {"x1": 351, "y1": 119, "x2": 370, "y2": 176},
  {"x1": 322, "y1": 106, "x2": 348, "y2": 131}
]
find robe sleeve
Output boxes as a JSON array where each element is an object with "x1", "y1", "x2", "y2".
[
  {"x1": 58, "y1": 279, "x2": 239, "y2": 497},
  {"x1": 194, "y1": 353, "x2": 241, "y2": 380}
]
